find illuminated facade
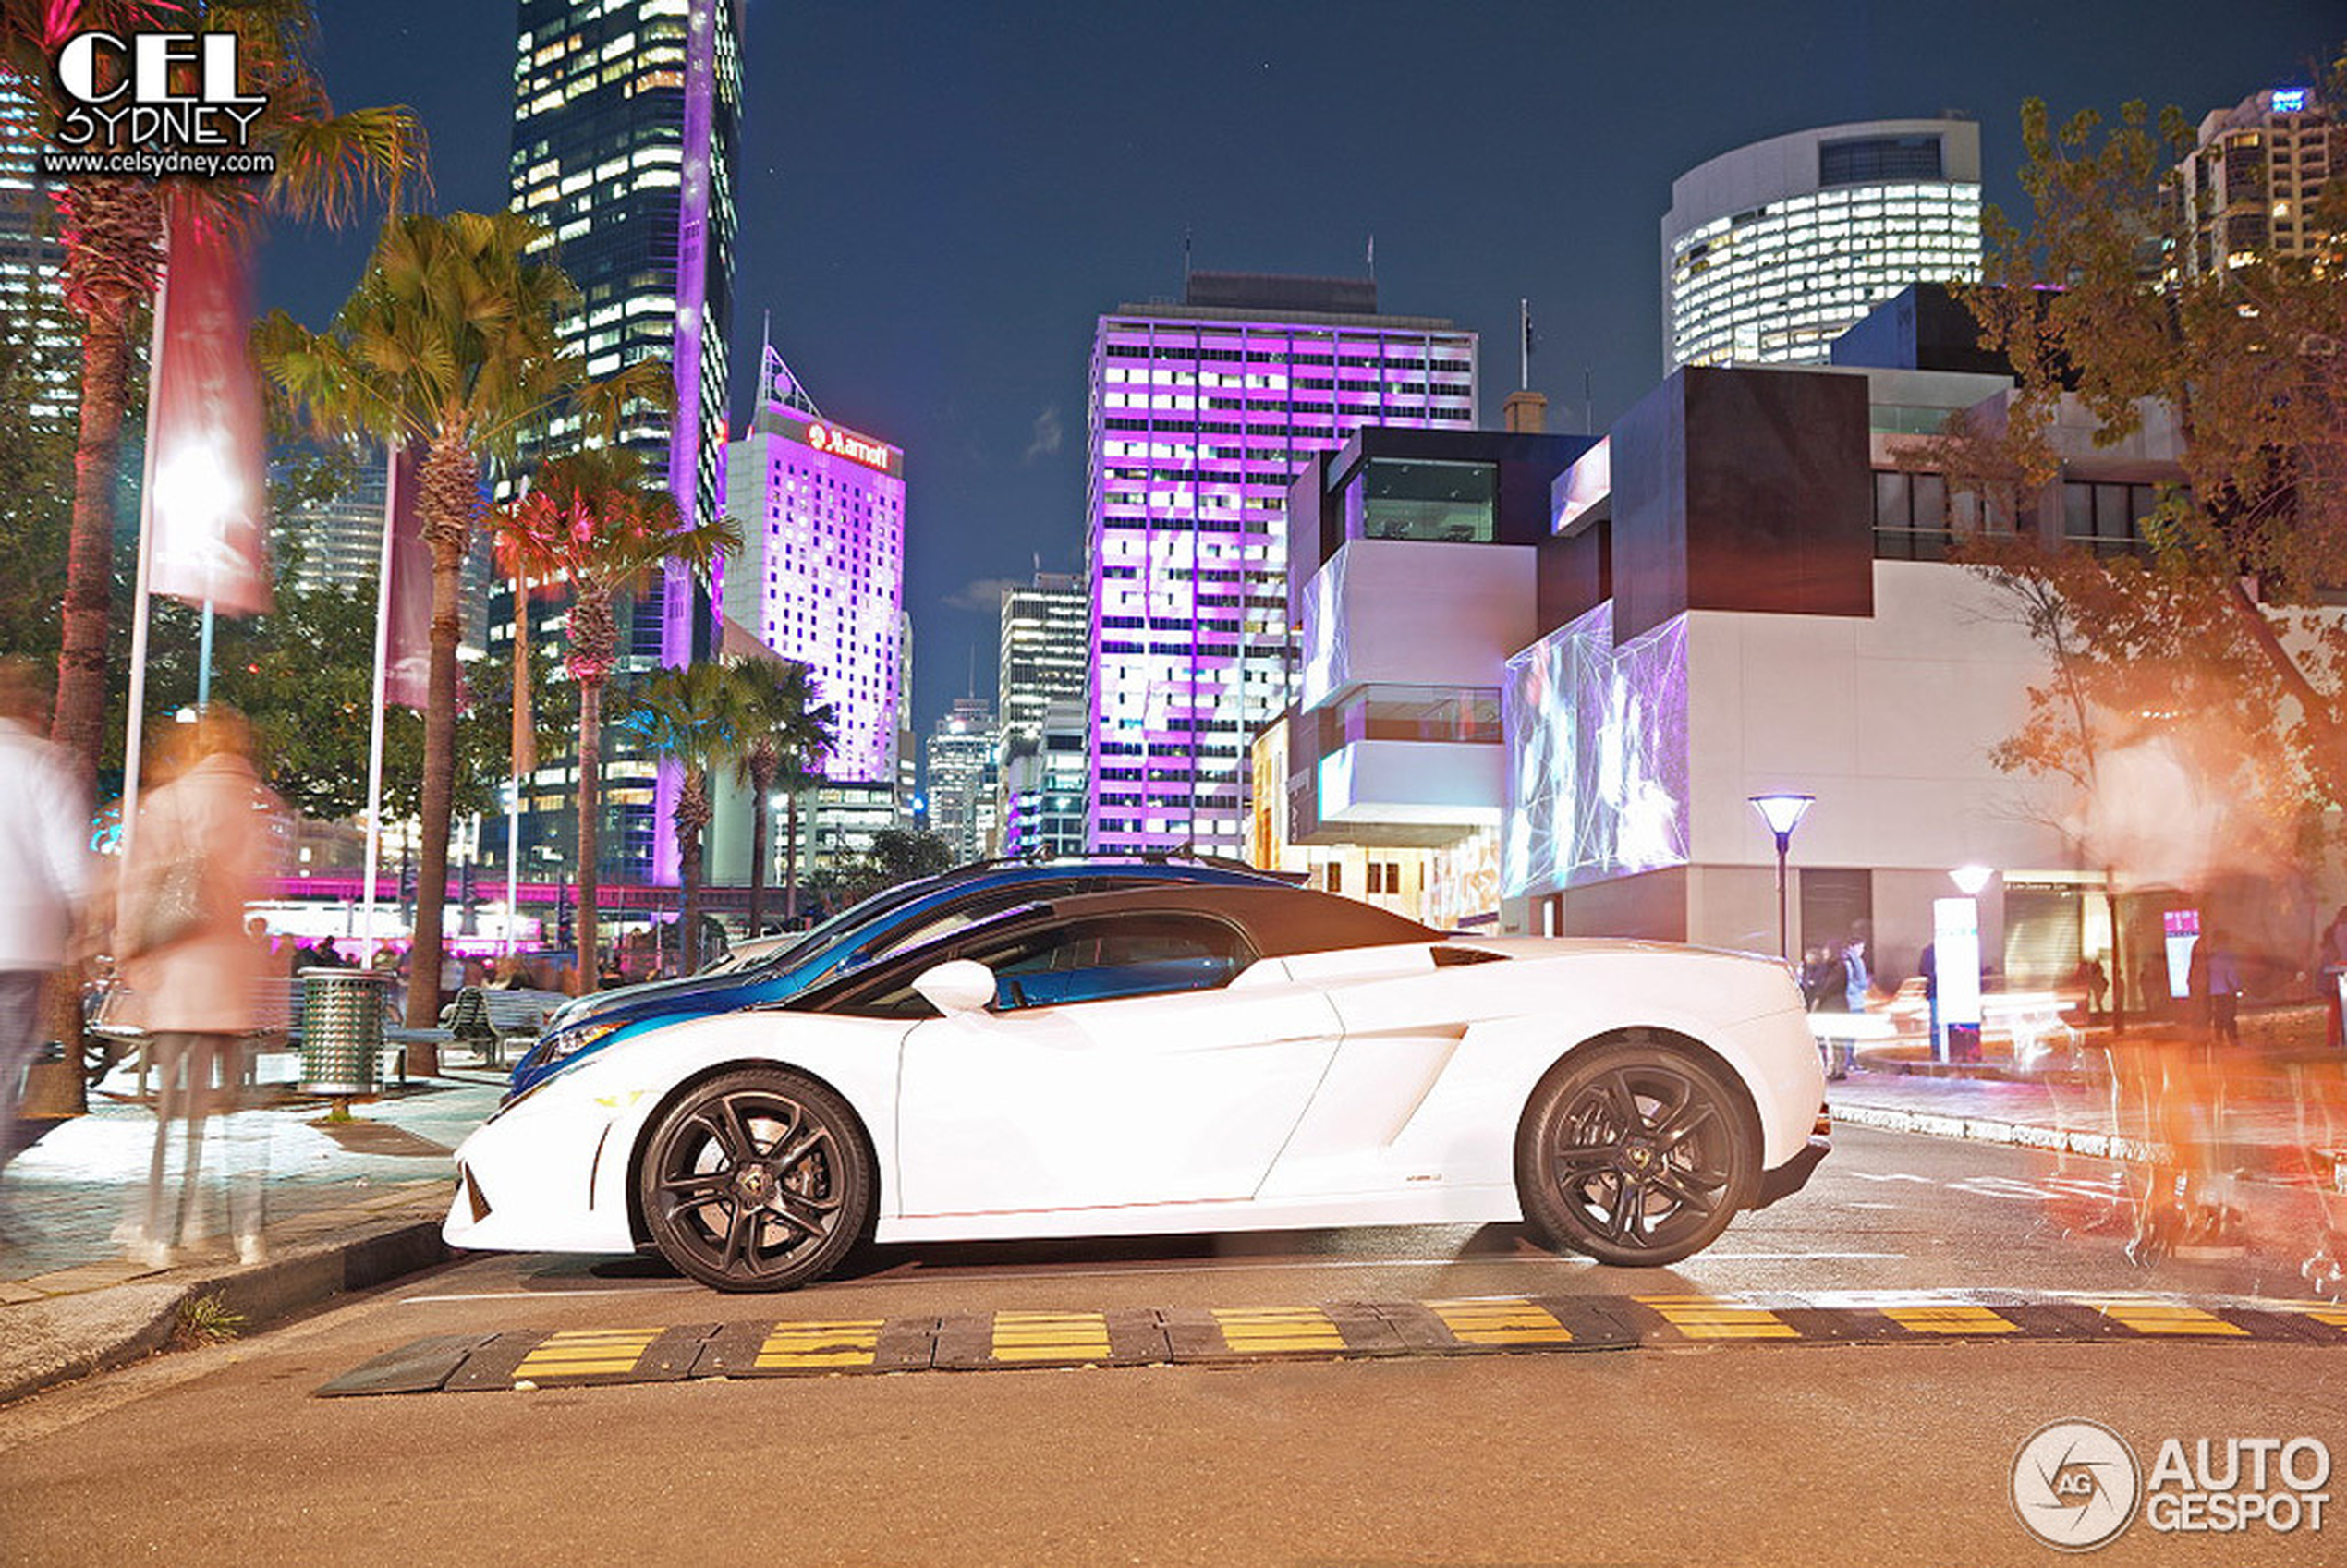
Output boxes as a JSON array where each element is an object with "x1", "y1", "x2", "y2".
[
  {"x1": 1662, "y1": 118, "x2": 1981, "y2": 373},
  {"x1": 926, "y1": 697, "x2": 997, "y2": 864},
  {"x1": 1087, "y1": 272, "x2": 1477, "y2": 855},
  {"x1": 508, "y1": 0, "x2": 743, "y2": 884},
  {"x1": 0, "y1": 81, "x2": 71, "y2": 419},
  {"x1": 2168, "y1": 86, "x2": 2334, "y2": 277},
  {"x1": 720, "y1": 346, "x2": 906, "y2": 787},
  {"x1": 997, "y1": 572, "x2": 1087, "y2": 748},
  {"x1": 1001, "y1": 699, "x2": 1087, "y2": 858}
]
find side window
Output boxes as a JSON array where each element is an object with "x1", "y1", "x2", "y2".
[
  {"x1": 869, "y1": 881, "x2": 1083, "y2": 961},
  {"x1": 988, "y1": 915, "x2": 1255, "y2": 1011}
]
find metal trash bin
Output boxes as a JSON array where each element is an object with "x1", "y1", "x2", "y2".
[{"x1": 299, "y1": 967, "x2": 388, "y2": 1097}]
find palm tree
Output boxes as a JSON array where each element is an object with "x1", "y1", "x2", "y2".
[
  {"x1": 494, "y1": 446, "x2": 737, "y2": 991},
  {"x1": 616, "y1": 662, "x2": 753, "y2": 973},
  {"x1": 730, "y1": 660, "x2": 836, "y2": 936},
  {"x1": 257, "y1": 210, "x2": 667, "y2": 1042},
  {"x1": 0, "y1": 0, "x2": 427, "y2": 784}
]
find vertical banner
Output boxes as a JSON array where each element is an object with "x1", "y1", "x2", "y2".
[
  {"x1": 511, "y1": 567, "x2": 537, "y2": 778},
  {"x1": 147, "y1": 193, "x2": 270, "y2": 617},
  {"x1": 382, "y1": 441, "x2": 433, "y2": 711}
]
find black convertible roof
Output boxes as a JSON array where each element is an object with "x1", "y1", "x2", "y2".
[{"x1": 1030, "y1": 882, "x2": 1438, "y2": 958}]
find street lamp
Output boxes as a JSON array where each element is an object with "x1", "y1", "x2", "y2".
[{"x1": 1748, "y1": 793, "x2": 1815, "y2": 960}]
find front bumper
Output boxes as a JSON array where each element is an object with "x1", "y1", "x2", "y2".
[{"x1": 1755, "y1": 1135, "x2": 1830, "y2": 1209}]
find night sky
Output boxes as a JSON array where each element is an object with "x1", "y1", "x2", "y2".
[{"x1": 259, "y1": 0, "x2": 2338, "y2": 743}]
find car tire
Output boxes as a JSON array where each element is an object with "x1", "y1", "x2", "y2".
[
  {"x1": 1514, "y1": 1040, "x2": 1758, "y2": 1268},
  {"x1": 637, "y1": 1068, "x2": 873, "y2": 1293}
]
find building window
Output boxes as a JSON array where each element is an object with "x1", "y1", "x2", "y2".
[
  {"x1": 1873, "y1": 470, "x2": 1953, "y2": 561},
  {"x1": 1342, "y1": 458, "x2": 1497, "y2": 543},
  {"x1": 2061, "y1": 480, "x2": 2158, "y2": 557}
]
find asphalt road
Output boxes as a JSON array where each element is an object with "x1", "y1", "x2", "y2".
[{"x1": 4, "y1": 1127, "x2": 2344, "y2": 1568}]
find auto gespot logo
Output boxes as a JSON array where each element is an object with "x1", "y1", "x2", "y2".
[{"x1": 2013, "y1": 1419, "x2": 2332, "y2": 1551}]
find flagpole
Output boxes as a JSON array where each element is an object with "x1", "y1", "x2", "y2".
[
  {"x1": 118, "y1": 204, "x2": 174, "y2": 870},
  {"x1": 358, "y1": 444, "x2": 398, "y2": 966},
  {"x1": 505, "y1": 566, "x2": 527, "y2": 955}
]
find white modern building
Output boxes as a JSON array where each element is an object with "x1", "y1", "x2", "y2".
[{"x1": 1662, "y1": 118, "x2": 1981, "y2": 373}]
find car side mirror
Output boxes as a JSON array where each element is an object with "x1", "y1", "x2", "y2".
[{"x1": 913, "y1": 958, "x2": 996, "y2": 1016}]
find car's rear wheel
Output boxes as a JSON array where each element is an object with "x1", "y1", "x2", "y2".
[
  {"x1": 637, "y1": 1068, "x2": 871, "y2": 1292},
  {"x1": 1515, "y1": 1041, "x2": 1757, "y2": 1267}
]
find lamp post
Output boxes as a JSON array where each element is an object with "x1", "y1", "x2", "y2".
[{"x1": 1748, "y1": 793, "x2": 1815, "y2": 960}]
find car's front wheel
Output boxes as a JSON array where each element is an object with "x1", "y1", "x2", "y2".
[
  {"x1": 1515, "y1": 1041, "x2": 1757, "y2": 1267},
  {"x1": 637, "y1": 1068, "x2": 871, "y2": 1292}
]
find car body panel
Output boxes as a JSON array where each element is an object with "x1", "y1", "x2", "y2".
[
  {"x1": 509, "y1": 859, "x2": 1283, "y2": 1097},
  {"x1": 445, "y1": 911, "x2": 1824, "y2": 1262}
]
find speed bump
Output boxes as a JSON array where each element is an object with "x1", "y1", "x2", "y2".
[{"x1": 316, "y1": 1291, "x2": 2347, "y2": 1397}]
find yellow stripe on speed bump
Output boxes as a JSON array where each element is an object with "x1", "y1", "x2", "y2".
[
  {"x1": 754, "y1": 1319, "x2": 883, "y2": 1370},
  {"x1": 1426, "y1": 1297, "x2": 1573, "y2": 1346},
  {"x1": 512, "y1": 1328, "x2": 662, "y2": 1380},
  {"x1": 1883, "y1": 1305, "x2": 2021, "y2": 1336},
  {"x1": 1638, "y1": 1295, "x2": 1801, "y2": 1341},
  {"x1": 2085, "y1": 1298, "x2": 2249, "y2": 1337},
  {"x1": 1212, "y1": 1306, "x2": 1346, "y2": 1354},
  {"x1": 991, "y1": 1311, "x2": 1113, "y2": 1363}
]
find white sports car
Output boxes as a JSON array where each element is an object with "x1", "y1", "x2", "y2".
[{"x1": 445, "y1": 884, "x2": 1829, "y2": 1291}]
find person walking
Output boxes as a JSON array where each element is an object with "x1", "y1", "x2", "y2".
[
  {"x1": 2320, "y1": 906, "x2": 2347, "y2": 1052},
  {"x1": 2206, "y1": 940, "x2": 2244, "y2": 1052},
  {"x1": 116, "y1": 711, "x2": 283, "y2": 1267},
  {"x1": 0, "y1": 662, "x2": 91, "y2": 1237}
]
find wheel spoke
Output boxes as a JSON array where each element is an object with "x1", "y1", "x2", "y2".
[
  {"x1": 1607, "y1": 1176, "x2": 1643, "y2": 1243},
  {"x1": 774, "y1": 1124, "x2": 832, "y2": 1176},
  {"x1": 768, "y1": 1190, "x2": 835, "y2": 1238},
  {"x1": 1552, "y1": 1141, "x2": 1618, "y2": 1173},
  {"x1": 716, "y1": 1198, "x2": 757, "y2": 1273},
  {"x1": 1655, "y1": 1098, "x2": 1716, "y2": 1151},
  {"x1": 1605, "y1": 1071, "x2": 1652, "y2": 1136},
  {"x1": 1651, "y1": 1166, "x2": 1718, "y2": 1216},
  {"x1": 721, "y1": 1093, "x2": 782, "y2": 1161},
  {"x1": 656, "y1": 1169, "x2": 731, "y2": 1200}
]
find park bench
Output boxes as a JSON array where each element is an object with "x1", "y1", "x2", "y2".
[{"x1": 441, "y1": 986, "x2": 566, "y2": 1068}]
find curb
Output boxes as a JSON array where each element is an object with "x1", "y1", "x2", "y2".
[
  {"x1": 1832, "y1": 1102, "x2": 2165, "y2": 1164},
  {"x1": 0, "y1": 1209, "x2": 449, "y2": 1410}
]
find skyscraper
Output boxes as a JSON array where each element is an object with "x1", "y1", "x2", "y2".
[
  {"x1": 0, "y1": 80, "x2": 73, "y2": 419},
  {"x1": 1662, "y1": 118, "x2": 1982, "y2": 373},
  {"x1": 721, "y1": 345, "x2": 906, "y2": 787},
  {"x1": 925, "y1": 697, "x2": 997, "y2": 865},
  {"x1": 996, "y1": 571, "x2": 1086, "y2": 748},
  {"x1": 507, "y1": 0, "x2": 742, "y2": 884},
  {"x1": 1086, "y1": 271, "x2": 1478, "y2": 855},
  {"x1": 2168, "y1": 85, "x2": 2334, "y2": 277}
]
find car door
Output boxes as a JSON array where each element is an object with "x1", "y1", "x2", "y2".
[{"x1": 894, "y1": 912, "x2": 1343, "y2": 1216}]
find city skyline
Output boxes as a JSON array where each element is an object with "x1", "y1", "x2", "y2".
[{"x1": 255, "y1": 1, "x2": 2337, "y2": 750}]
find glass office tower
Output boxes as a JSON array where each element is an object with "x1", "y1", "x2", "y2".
[{"x1": 1662, "y1": 118, "x2": 1981, "y2": 373}]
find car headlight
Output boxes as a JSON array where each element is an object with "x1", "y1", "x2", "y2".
[{"x1": 540, "y1": 1019, "x2": 626, "y2": 1066}]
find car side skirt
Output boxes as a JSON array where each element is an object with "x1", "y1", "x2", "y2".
[{"x1": 872, "y1": 1183, "x2": 1522, "y2": 1245}]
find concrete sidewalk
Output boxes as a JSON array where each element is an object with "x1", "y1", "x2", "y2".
[
  {"x1": 0, "y1": 1053, "x2": 503, "y2": 1406},
  {"x1": 1830, "y1": 1059, "x2": 2347, "y2": 1179}
]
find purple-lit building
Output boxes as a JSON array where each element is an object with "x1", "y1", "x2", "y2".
[
  {"x1": 721, "y1": 346, "x2": 906, "y2": 788},
  {"x1": 1086, "y1": 272, "x2": 1478, "y2": 854}
]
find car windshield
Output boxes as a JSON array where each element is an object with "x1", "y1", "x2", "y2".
[{"x1": 729, "y1": 876, "x2": 950, "y2": 978}]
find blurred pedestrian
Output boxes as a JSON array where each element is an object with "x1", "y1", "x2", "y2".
[
  {"x1": 310, "y1": 934, "x2": 347, "y2": 969},
  {"x1": 0, "y1": 662, "x2": 91, "y2": 1237},
  {"x1": 2207, "y1": 940, "x2": 2244, "y2": 1052},
  {"x1": 2320, "y1": 906, "x2": 2347, "y2": 1051},
  {"x1": 116, "y1": 710, "x2": 282, "y2": 1268}
]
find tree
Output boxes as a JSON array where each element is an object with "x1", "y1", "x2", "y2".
[
  {"x1": 731, "y1": 659, "x2": 835, "y2": 935},
  {"x1": 614, "y1": 662, "x2": 753, "y2": 973},
  {"x1": 258, "y1": 210, "x2": 666, "y2": 1040},
  {"x1": 493, "y1": 445, "x2": 736, "y2": 989},
  {"x1": 0, "y1": 0, "x2": 426, "y2": 788},
  {"x1": 1918, "y1": 57, "x2": 2347, "y2": 907},
  {"x1": 826, "y1": 827, "x2": 955, "y2": 909},
  {"x1": 0, "y1": 292, "x2": 75, "y2": 669}
]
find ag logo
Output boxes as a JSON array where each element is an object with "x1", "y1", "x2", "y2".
[{"x1": 2013, "y1": 1419, "x2": 2143, "y2": 1551}]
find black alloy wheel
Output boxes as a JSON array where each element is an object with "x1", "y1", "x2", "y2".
[
  {"x1": 637, "y1": 1068, "x2": 871, "y2": 1292},
  {"x1": 1514, "y1": 1043, "x2": 1757, "y2": 1267}
]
